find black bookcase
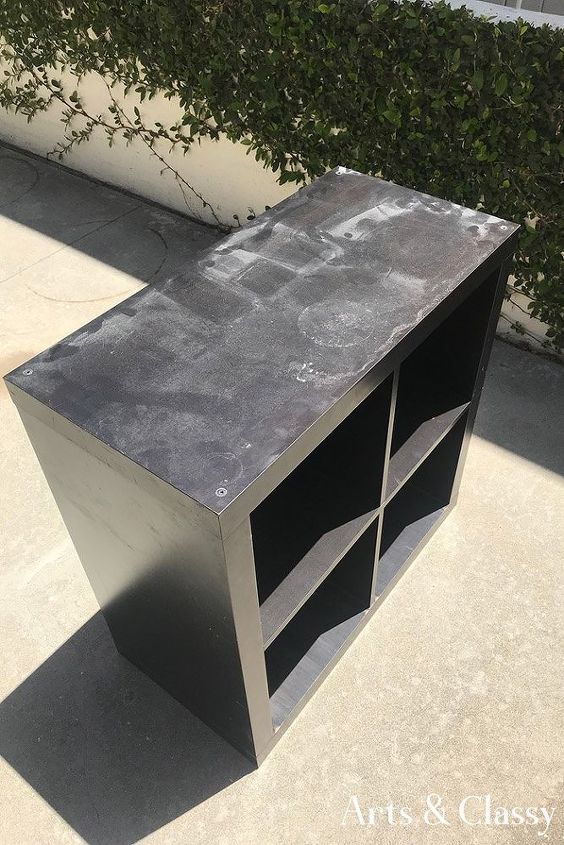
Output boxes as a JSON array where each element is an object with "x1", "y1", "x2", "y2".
[{"x1": 5, "y1": 168, "x2": 519, "y2": 765}]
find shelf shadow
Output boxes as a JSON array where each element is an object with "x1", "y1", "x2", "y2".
[{"x1": 0, "y1": 613, "x2": 254, "y2": 845}]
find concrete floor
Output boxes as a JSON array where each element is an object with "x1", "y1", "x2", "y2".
[{"x1": 0, "y1": 144, "x2": 563, "y2": 845}]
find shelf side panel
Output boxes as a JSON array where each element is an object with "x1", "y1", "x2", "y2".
[
  {"x1": 14, "y1": 395, "x2": 259, "y2": 762},
  {"x1": 449, "y1": 257, "x2": 514, "y2": 509}
]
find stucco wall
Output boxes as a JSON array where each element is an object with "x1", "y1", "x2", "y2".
[{"x1": 0, "y1": 70, "x2": 295, "y2": 228}]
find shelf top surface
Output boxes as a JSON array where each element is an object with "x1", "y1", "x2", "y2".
[{"x1": 7, "y1": 168, "x2": 518, "y2": 515}]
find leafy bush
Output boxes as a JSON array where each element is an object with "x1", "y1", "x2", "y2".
[{"x1": 1, "y1": 1, "x2": 562, "y2": 346}]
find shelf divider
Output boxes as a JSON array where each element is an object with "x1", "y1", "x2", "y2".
[
  {"x1": 269, "y1": 608, "x2": 367, "y2": 730},
  {"x1": 385, "y1": 402, "x2": 470, "y2": 501},
  {"x1": 371, "y1": 367, "x2": 399, "y2": 602},
  {"x1": 266, "y1": 525, "x2": 377, "y2": 730},
  {"x1": 375, "y1": 503, "x2": 448, "y2": 597},
  {"x1": 260, "y1": 509, "x2": 378, "y2": 647}
]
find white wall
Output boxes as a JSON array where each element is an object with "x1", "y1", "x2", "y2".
[
  {"x1": 0, "y1": 66, "x2": 553, "y2": 351},
  {"x1": 497, "y1": 286, "x2": 554, "y2": 353},
  {"x1": 0, "y1": 68, "x2": 295, "y2": 228}
]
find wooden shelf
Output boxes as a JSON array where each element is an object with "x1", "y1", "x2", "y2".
[
  {"x1": 8, "y1": 164, "x2": 517, "y2": 763},
  {"x1": 260, "y1": 509, "x2": 377, "y2": 647},
  {"x1": 385, "y1": 402, "x2": 469, "y2": 500},
  {"x1": 376, "y1": 416, "x2": 467, "y2": 596},
  {"x1": 258, "y1": 271, "x2": 502, "y2": 734},
  {"x1": 266, "y1": 525, "x2": 377, "y2": 729},
  {"x1": 251, "y1": 376, "x2": 391, "y2": 611}
]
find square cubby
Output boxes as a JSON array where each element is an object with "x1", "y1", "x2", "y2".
[
  {"x1": 386, "y1": 270, "x2": 498, "y2": 498},
  {"x1": 376, "y1": 413, "x2": 467, "y2": 597},
  {"x1": 265, "y1": 522, "x2": 378, "y2": 729},
  {"x1": 252, "y1": 375, "x2": 392, "y2": 645}
]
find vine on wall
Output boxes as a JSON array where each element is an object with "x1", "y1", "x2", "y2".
[{"x1": 0, "y1": 0, "x2": 562, "y2": 347}]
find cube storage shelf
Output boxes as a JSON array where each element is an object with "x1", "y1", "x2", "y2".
[{"x1": 6, "y1": 168, "x2": 519, "y2": 765}]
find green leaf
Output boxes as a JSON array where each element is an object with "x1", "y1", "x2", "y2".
[
  {"x1": 495, "y1": 73, "x2": 508, "y2": 96},
  {"x1": 317, "y1": 4, "x2": 331, "y2": 12},
  {"x1": 471, "y1": 69, "x2": 484, "y2": 91},
  {"x1": 382, "y1": 109, "x2": 401, "y2": 126},
  {"x1": 372, "y1": 3, "x2": 389, "y2": 19}
]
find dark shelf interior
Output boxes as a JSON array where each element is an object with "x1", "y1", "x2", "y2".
[
  {"x1": 388, "y1": 270, "x2": 498, "y2": 497},
  {"x1": 259, "y1": 509, "x2": 377, "y2": 647},
  {"x1": 253, "y1": 268, "x2": 500, "y2": 738},
  {"x1": 376, "y1": 414, "x2": 467, "y2": 596},
  {"x1": 251, "y1": 375, "x2": 392, "y2": 609},
  {"x1": 385, "y1": 402, "x2": 469, "y2": 499},
  {"x1": 266, "y1": 523, "x2": 377, "y2": 729}
]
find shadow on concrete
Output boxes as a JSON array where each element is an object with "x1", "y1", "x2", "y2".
[
  {"x1": 475, "y1": 341, "x2": 564, "y2": 478},
  {"x1": 0, "y1": 144, "x2": 220, "y2": 287},
  {"x1": 0, "y1": 613, "x2": 253, "y2": 845}
]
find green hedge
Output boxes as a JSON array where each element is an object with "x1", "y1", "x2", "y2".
[{"x1": 1, "y1": 1, "x2": 563, "y2": 346}]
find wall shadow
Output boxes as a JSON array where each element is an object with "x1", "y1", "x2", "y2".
[
  {"x1": 475, "y1": 340, "x2": 564, "y2": 477},
  {"x1": 0, "y1": 143, "x2": 220, "y2": 287},
  {"x1": 0, "y1": 613, "x2": 254, "y2": 845}
]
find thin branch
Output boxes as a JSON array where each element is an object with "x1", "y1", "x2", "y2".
[
  {"x1": 498, "y1": 313, "x2": 549, "y2": 348},
  {"x1": 103, "y1": 79, "x2": 225, "y2": 228},
  {"x1": 505, "y1": 294, "x2": 535, "y2": 320},
  {"x1": 22, "y1": 63, "x2": 226, "y2": 229}
]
